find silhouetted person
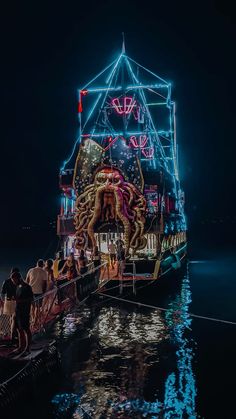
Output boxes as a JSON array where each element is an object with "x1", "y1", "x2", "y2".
[
  {"x1": 1, "y1": 267, "x2": 19, "y2": 343},
  {"x1": 108, "y1": 240, "x2": 116, "y2": 269},
  {"x1": 78, "y1": 250, "x2": 88, "y2": 275},
  {"x1": 12, "y1": 272, "x2": 33, "y2": 356},
  {"x1": 44, "y1": 259, "x2": 55, "y2": 291},
  {"x1": 60, "y1": 253, "x2": 79, "y2": 280},
  {"x1": 53, "y1": 251, "x2": 65, "y2": 280},
  {"x1": 92, "y1": 246, "x2": 101, "y2": 269},
  {"x1": 116, "y1": 242, "x2": 126, "y2": 278}
]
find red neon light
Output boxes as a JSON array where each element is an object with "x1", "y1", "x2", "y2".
[
  {"x1": 111, "y1": 97, "x2": 136, "y2": 115},
  {"x1": 151, "y1": 200, "x2": 158, "y2": 206},
  {"x1": 142, "y1": 147, "x2": 154, "y2": 158},
  {"x1": 78, "y1": 89, "x2": 88, "y2": 113},
  {"x1": 103, "y1": 136, "x2": 123, "y2": 151},
  {"x1": 129, "y1": 135, "x2": 148, "y2": 148}
]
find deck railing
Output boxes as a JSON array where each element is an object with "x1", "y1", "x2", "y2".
[{"x1": 0, "y1": 262, "x2": 107, "y2": 340}]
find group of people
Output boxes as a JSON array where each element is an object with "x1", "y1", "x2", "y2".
[
  {"x1": 0, "y1": 241, "x2": 126, "y2": 356},
  {"x1": 0, "y1": 249, "x2": 100, "y2": 356},
  {"x1": 1, "y1": 268, "x2": 33, "y2": 356}
]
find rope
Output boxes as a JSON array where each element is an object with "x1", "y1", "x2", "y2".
[
  {"x1": 0, "y1": 360, "x2": 32, "y2": 386},
  {"x1": 98, "y1": 292, "x2": 236, "y2": 326}
]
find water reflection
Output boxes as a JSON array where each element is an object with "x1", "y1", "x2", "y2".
[
  {"x1": 52, "y1": 264, "x2": 197, "y2": 418},
  {"x1": 164, "y1": 264, "x2": 196, "y2": 418}
]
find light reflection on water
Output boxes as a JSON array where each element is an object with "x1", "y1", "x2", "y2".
[
  {"x1": 164, "y1": 266, "x2": 196, "y2": 418},
  {"x1": 51, "y1": 264, "x2": 197, "y2": 418}
]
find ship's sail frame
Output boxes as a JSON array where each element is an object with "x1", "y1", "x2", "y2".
[
  {"x1": 58, "y1": 51, "x2": 186, "y2": 256},
  {"x1": 62, "y1": 53, "x2": 179, "y2": 187}
]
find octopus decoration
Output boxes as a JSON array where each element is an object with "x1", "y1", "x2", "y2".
[{"x1": 74, "y1": 167, "x2": 147, "y2": 255}]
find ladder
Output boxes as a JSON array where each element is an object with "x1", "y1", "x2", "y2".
[{"x1": 119, "y1": 260, "x2": 136, "y2": 295}]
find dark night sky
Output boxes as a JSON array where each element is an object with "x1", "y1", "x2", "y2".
[{"x1": 2, "y1": 1, "x2": 236, "y2": 234}]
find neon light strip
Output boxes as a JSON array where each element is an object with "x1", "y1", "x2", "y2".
[
  {"x1": 81, "y1": 130, "x2": 174, "y2": 138},
  {"x1": 173, "y1": 101, "x2": 179, "y2": 180},
  {"x1": 124, "y1": 97, "x2": 136, "y2": 114},
  {"x1": 167, "y1": 85, "x2": 178, "y2": 193},
  {"x1": 91, "y1": 54, "x2": 123, "y2": 137},
  {"x1": 126, "y1": 55, "x2": 169, "y2": 85},
  {"x1": 81, "y1": 58, "x2": 117, "y2": 90},
  {"x1": 86, "y1": 86, "x2": 122, "y2": 93},
  {"x1": 60, "y1": 59, "x2": 118, "y2": 169},
  {"x1": 106, "y1": 54, "x2": 123, "y2": 83},
  {"x1": 81, "y1": 132, "x2": 123, "y2": 138},
  {"x1": 82, "y1": 93, "x2": 102, "y2": 132},
  {"x1": 146, "y1": 102, "x2": 167, "y2": 106},
  {"x1": 158, "y1": 130, "x2": 174, "y2": 136},
  {"x1": 169, "y1": 98, "x2": 178, "y2": 195},
  {"x1": 141, "y1": 147, "x2": 154, "y2": 158},
  {"x1": 127, "y1": 83, "x2": 168, "y2": 89},
  {"x1": 103, "y1": 136, "x2": 120, "y2": 151},
  {"x1": 84, "y1": 84, "x2": 167, "y2": 93},
  {"x1": 60, "y1": 137, "x2": 80, "y2": 171},
  {"x1": 111, "y1": 97, "x2": 136, "y2": 114},
  {"x1": 129, "y1": 135, "x2": 148, "y2": 148},
  {"x1": 125, "y1": 57, "x2": 164, "y2": 171}
]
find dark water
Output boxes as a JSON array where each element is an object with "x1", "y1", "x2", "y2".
[{"x1": 1, "y1": 245, "x2": 236, "y2": 418}]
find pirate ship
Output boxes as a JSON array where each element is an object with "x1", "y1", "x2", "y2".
[{"x1": 57, "y1": 44, "x2": 187, "y2": 282}]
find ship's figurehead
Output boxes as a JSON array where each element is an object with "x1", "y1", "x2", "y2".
[{"x1": 74, "y1": 166, "x2": 147, "y2": 255}]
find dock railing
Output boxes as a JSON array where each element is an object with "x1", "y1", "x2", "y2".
[{"x1": 0, "y1": 262, "x2": 107, "y2": 340}]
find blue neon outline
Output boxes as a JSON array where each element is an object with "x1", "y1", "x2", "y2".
[
  {"x1": 91, "y1": 54, "x2": 123, "y2": 137},
  {"x1": 126, "y1": 55, "x2": 169, "y2": 85},
  {"x1": 60, "y1": 136, "x2": 80, "y2": 171},
  {"x1": 82, "y1": 93, "x2": 102, "y2": 133},
  {"x1": 81, "y1": 58, "x2": 117, "y2": 90},
  {"x1": 125, "y1": 57, "x2": 170, "y2": 171},
  {"x1": 85, "y1": 86, "x2": 122, "y2": 93}
]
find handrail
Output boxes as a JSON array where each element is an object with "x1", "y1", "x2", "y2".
[
  {"x1": 0, "y1": 262, "x2": 107, "y2": 340},
  {"x1": 33, "y1": 262, "x2": 107, "y2": 301}
]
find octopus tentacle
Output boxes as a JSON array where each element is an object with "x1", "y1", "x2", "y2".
[
  {"x1": 114, "y1": 188, "x2": 131, "y2": 255},
  {"x1": 87, "y1": 185, "x2": 105, "y2": 250},
  {"x1": 74, "y1": 169, "x2": 147, "y2": 254}
]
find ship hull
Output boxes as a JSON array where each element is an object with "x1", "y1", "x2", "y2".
[{"x1": 98, "y1": 242, "x2": 187, "y2": 297}]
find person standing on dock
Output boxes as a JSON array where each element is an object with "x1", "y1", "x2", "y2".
[
  {"x1": 12, "y1": 272, "x2": 33, "y2": 355},
  {"x1": 44, "y1": 259, "x2": 55, "y2": 291},
  {"x1": 26, "y1": 259, "x2": 47, "y2": 297},
  {"x1": 53, "y1": 251, "x2": 65, "y2": 280},
  {"x1": 1, "y1": 267, "x2": 19, "y2": 343},
  {"x1": 60, "y1": 253, "x2": 79, "y2": 280},
  {"x1": 60, "y1": 253, "x2": 79, "y2": 301},
  {"x1": 43, "y1": 259, "x2": 55, "y2": 311},
  {"x1": 26, "y1": 260, "x2": 47, "y2": 324}
]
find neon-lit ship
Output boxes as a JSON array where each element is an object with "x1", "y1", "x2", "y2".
[{"x1": 57, "y1": 45, "x2": 187, "y2": 281}]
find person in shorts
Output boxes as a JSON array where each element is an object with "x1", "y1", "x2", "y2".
[
  {"x1": 26, "y1": 259, "x2": 47, "y2": 322},
  {"x1": 1, "y1": 267, "x2": 19, "y2": 343}
]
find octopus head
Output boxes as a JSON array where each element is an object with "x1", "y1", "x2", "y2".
[
  {"x1": 74, "y1": 167, "x2": 147, "y2": 254},
  {"x1": 95, "y1": 168, "x2": 123, "y2": 189}
]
